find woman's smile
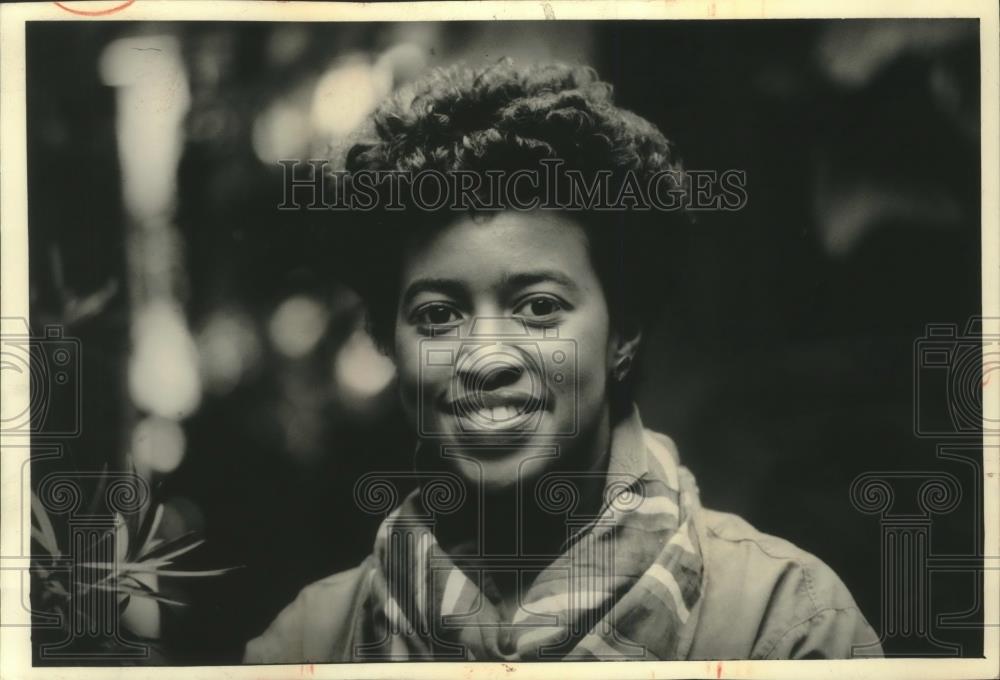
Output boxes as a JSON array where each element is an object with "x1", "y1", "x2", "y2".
[
  {"x1": 445, "y1": 388, "x2": 547, "y2": 425},
  {"x1": 393, "y1": 210, "x2": 619, "y2": 491}
]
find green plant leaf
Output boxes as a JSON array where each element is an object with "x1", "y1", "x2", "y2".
[
  {"x1": 79, "y1": 561, "x2": 240, "y2": 577},
  {"x1": 30, "y1": 492, "x2": 61, "y2": 558},
  {"x1": 135, "y1": 538, "x2": 204, "y2": 567},
  {"x1": 48, "y1": 580, "x2": 70, "y2": 598},
  {"x1": 119, "y1": 573, "x2": 155, "y2": 593},
  {"x1": 137, "y1": 530, "x2": 200, "y2": 561},
  {"x1": 120, "y1": 565, "x2": 241, "y2": 577},
  {"x1": 75, "y1": 540, "x2": 202, "y2": 572},
  {"x1": 114, "y1": 513, "x2": 129, "y2": 564},
  {"x1": 135, "y1": 504, "x2": 164, "y2": 560},
  {"x1": 79, "y1": 581, "x2": 188, "y2": 607},
  {"x1": 31, "y1": 526, "x2": 58, "y2": 557},
  {"x1": 125, "y1": 589, "x2": 188, "y2": 608}
]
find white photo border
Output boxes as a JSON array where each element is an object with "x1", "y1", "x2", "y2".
[{"x1": 2, "y1": 1, "x2": 997, "y2": 679}]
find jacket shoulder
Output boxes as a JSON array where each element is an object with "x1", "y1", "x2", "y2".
[
  {"x1": 243, "y1": 558, "x2": 374, "y2": 664},
  {"x1": 700, "y1": 507, "x2": 855, "y2": 605},
  {"x1": 689, "y1": 507, "x2": 881, "y2": 659}
]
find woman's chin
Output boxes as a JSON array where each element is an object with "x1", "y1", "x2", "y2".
[{"x1": 421, "y1": 435, "x2": 564, "y2": 496}]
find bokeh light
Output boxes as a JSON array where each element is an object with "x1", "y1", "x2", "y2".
[
  {"x1": 128, "y1": 300, "x2": 202, "y2": 419},
  {"x1": 268, "y1": 295, "x2": 330, "y2": 359},
  {"x1": 131, "y1": 414, "x2": 186, "y2": 475},
  {"x1": 99, "y1": 34, "x2": 190, "y2": 223},
  {"x1": 252, "y1": 95, "x2": 311, "y2": 164},
  {"x1": 197, "y1": 308, "x2": 262, "y2": 395},
  {"x1": 333, "y1": 326, "x2": 397, "y2": 407},
  {"x1": 311, "y1": 54, "x2": 392, "y2": 139}
]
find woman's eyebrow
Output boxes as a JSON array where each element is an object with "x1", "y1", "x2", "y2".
[
  {"x1": 401, "y1": 278, "x2": 467, "y2": 306},
  {"x1": 501, "y1": 270, "x2": 579, "y2": 292}
]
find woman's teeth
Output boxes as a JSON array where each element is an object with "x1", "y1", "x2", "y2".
[{"x1": 471, "y1": 405, "x2": 518, "y2": 421}]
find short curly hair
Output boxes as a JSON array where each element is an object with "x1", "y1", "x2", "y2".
[
  {"x1": 345, "y1": 60, "x2": 681, "y2": 180},
  {"x1": 333, "y1": 59, "x2": 688, "y2": 383}
]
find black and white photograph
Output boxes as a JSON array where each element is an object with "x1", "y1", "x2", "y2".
[{"x1": 0, "y1": 1, "x2": 997, "y2": 677}]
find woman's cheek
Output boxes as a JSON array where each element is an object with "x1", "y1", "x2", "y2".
[
  {"x1": 563, "y1": 318, "x2": 612, "y2": 418},
  {"x1": 393, "y1": 332, "x2": 422, "y2": 423}
]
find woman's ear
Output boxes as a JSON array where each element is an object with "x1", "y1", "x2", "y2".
[{"x1": 610, "y1": 325, "x2": 643, "y2": 381}]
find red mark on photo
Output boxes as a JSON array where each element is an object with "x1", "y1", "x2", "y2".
[{"x1": 54, "y1": 0, "x2": 135, "y2": 16}]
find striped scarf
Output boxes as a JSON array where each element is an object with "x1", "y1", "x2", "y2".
[{"x1": 357, "y1": 409, "x2": 704, "y2": 661}]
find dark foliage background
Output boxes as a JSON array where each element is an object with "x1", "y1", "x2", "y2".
[{"x1": 27, "y1": 19, "x2": 982, "y2": 662}]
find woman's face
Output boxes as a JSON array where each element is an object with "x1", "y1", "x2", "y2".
[{"x1": 393, "y1": 210, "x2": 625, "y2": 493}]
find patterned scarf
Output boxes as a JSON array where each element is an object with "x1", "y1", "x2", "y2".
[{"x1": 356, "y1": 409, "x2": 704, "y2": 661}]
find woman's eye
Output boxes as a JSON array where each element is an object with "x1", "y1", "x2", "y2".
[
  {"x1": 514, "y1": 296, "x2": 564, "y2": 319},
  {"x1": 414, "y1": 304, "x2": 461, "y2": 326}
]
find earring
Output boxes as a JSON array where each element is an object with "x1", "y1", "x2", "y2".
[{"x1": 614, "y1": 355, "x2": 632, "y2": 382}]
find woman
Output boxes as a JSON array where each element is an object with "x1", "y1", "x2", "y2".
[{"x1": 245, "y1": 60, "x2": 881, "y2": 662}]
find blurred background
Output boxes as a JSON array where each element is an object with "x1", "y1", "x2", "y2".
[{"x1": 27, "y1": 19, "x2": 982, "y2": 662}]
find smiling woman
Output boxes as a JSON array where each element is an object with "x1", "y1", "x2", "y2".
[
  {"x1": 395, "y1": 211, "x2": 619, "y2": 497},
  {"x1": 244, "y1": 59, "x2": 883, "y2": 662}
]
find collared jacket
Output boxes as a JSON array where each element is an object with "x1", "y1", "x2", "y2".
[{"x1": 244, "y1": 418, "x2": 883, "y2": 662}]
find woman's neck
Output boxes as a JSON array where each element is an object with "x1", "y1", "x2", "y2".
[{"x1": 434, "y1": 405, "x2": 614, "y2": 560}]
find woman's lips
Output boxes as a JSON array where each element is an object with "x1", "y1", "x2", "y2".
[{"x1": 444, "y1": 389, "x2": 546, "y2": 425}]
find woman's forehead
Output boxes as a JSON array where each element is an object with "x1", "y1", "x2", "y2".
[{"x1": 400, "y1": 210, "x2": 594, "y2": 282}]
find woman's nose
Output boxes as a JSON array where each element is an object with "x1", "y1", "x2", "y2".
[{"x1": 457, "y1": 352, "x2": 526, "y2": 392}]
